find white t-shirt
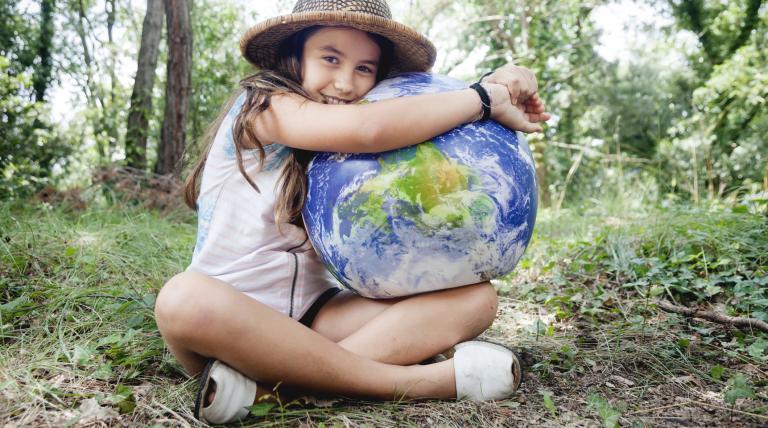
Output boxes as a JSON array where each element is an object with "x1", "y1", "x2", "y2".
[{"x1": 188, "y1": 93, "x2": 339, "y2": 320}]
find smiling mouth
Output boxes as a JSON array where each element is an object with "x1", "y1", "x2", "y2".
[{"x1": 322, "y1": 95, "x2": 353, "y2": 105}]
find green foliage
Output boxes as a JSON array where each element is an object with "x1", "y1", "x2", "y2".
[
  {"x1": 668, "y1": 0, "x2": 763, "y2": 74},
  {"x1": 0, "y1": 0, "x2": 36, "y2": 69},
  {"x1": 660, "y1": 0, "x2": 768, "y2": 200},
  {"x1": 598, "y1": 213, "x2": 768, "y2": 315},
  {"x1": 0, "y1": 56, "x2": 70, "y2": 199},
  {"x1": 461, "y1": 0, "x2": 613, "y2": 205},
  {"x1": 54, "y1": 0, "x2": 136, "y2": 169},
  {"x1": 540, "y1": 390, "x2": 557, "y2": 416},
  {"x1": 187, "y1": 0, "x2": 252, "y2": 143},
  {"x1": 709, "y1": 364, "x2": 725, "y2": 380},
  {"x1": 249, "y1": 402, "x2": 277, "y2": 417},
  {"x1": 105, "y1": 384, "x2": 137, "y2": 414},
  {"x1": 724, "y1": 373, "x2": 756, "y2": 405},
  {"x1": 587, "y1": 394, "x2": 622, "y2": 428},
  {"x1": 0, "y1": 1, "x2": 70, "y2": 199},
  {"x1": 504, "y1": 203, "x2": 768, "y2": 369},
  {"x1": 454, "y1": 0, "x2": 767, "y2": 205}
]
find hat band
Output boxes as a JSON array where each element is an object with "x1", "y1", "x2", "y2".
[{"x1": 292, "y1": 0, "x2": 392, "y2": 19}]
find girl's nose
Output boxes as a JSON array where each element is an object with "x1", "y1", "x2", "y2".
[{"x1": 334, "y1": 73, "x2": 354, "y2": 94}]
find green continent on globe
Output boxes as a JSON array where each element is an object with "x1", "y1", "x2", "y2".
[{"x1": 342, "y1": 142, "x2": 496, "y2": 235}]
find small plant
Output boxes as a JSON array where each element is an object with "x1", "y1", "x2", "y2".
[{"x1": 587, "y1": 394, "x2": 622, "y2": 428}]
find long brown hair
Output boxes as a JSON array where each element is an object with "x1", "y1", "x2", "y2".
[{"x1": 184, "y1": 26, "x2": 393, "y2": 227}]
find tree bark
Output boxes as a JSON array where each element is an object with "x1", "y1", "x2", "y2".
[
  {"x1": 73, "y1": 0, "x2": 109, "y2": 163},
  {"x1": 105, "y1": 0, "x2": 118, "y2": 155},
  {"x1": 155, "y1": 0, "x2": 192, "y2": 177},
  {"x1": 33, "y1": 0, "x2": 55, "y2": 102},
  {"x1": 126, "y1": 0, "x2": 164, "y2": 170}
]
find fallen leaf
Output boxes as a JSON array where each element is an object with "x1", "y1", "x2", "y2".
[
  {"x1": 672, "y1": 375, "x2": 695, "y2": 384},
  {"x1": 78, "y1": 398, "x2": 119, "y2": 423},
  {"x1": 609, "y1": 375, "x2": 635, "y2": 386}
]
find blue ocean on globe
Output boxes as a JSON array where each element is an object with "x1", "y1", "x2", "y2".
[{"x1": 303, "y1": 73, "x2": 538, "y2": 298}]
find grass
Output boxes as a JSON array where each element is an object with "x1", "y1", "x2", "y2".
[{"x1": 1, "y1": 198, "x2": 766, "y2": 426}]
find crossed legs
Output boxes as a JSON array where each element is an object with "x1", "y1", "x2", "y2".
[
  {"x1": 312, "y1": 284, "x2": 498, "y2": 365},
  {"x1": 154, "y1": 271, "x2": 499, "y2": 400}
]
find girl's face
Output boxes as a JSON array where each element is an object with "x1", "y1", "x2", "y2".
[{"x1": 300, "y1": 27, "x2": 381, "y2": 104}]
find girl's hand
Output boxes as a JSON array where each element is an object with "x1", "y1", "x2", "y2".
[
  {"x1": 481, "y1": 64, "x2": 538, "y2": 105},
  {"x1": 485, "y1": 83, "x2": 550, "y2": 133}
]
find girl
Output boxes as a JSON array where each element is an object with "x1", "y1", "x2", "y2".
[{"x1": 155, "y1": 0, "x2": 550, "y2": 424}]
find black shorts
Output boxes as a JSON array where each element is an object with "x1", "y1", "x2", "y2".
[{"x1": 299, "y1": 287, "x2": 342, "y2": 327}]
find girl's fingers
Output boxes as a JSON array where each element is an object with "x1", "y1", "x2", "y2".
[
  {"x1": 519, "y1": 121, "x2": 543, "y2": 133},
  {"x1": 526, "y1": 112, "x2": 551, "y2": 123},
  {"x1": 523, "y1": 93, "x2": 542, "y2": 106},
  {"x1": 522, "y1": 101, "x2": 544, "y2": 114},
  {"x1": 527, "y1": 71, "x2": 538, "y2": 93},
  {"x1": 508, "y1": 86, "x2": 521, "y2": 104},
  {"x1": 522, "y1": 96, "x2": 547, "y2": 115},
  {"x1": 522, "y1": 105, "x2": 542, "y2": 115}
]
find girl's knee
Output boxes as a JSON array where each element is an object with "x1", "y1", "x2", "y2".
[
  {"x1": 463, "y1": 282, "x2": 499, "y2": 330},
  {"x1": 155, "y1": 271, "x2": 212, "y2": 337}
]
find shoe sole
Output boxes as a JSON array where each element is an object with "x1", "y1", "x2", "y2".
[{"x1": 193, "y1": 359, "x2": 216, "y2": 421}]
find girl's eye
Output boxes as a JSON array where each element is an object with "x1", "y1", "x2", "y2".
[
  {"x1": 323, "y1": 56, "x2": 339, "y2": 65},
  {"x1": 357, "y1": 65, "x2": 374, "y2": 74}
]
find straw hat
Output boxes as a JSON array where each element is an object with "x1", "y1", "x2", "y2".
[{"x1": 240, "y1": 0, "x2": 436, "y2": 74}]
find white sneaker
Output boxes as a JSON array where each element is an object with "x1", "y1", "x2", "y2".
[
  {"x1": 453, "y1": 340, "x2": 523, "y2": 401},
  {"x1": 194, "y1": 360, "x2": 257, "y2": 424}
]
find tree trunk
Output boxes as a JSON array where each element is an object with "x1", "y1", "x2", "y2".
[
  {"x1": 126, "y1": 0, "x2": 164, "y2": 170},
  {"x1": 155, "y1": 0, "x2": 192, "y2": 177},
  {"x1": 105, "y1": 0, "x2": 119, "y2": 156},
  {"x1": 33, "y1": 0, "x2": 55, "y2": 102},
  {"x1": 73, "y1": 0, "x2": 108, "y2": 163}
]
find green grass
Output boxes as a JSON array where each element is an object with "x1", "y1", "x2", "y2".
[
  {"x1": 0, "y1": 202, "x2": 193, "y2": 425},
  {"x1": 1, "y1": 199, "x2": 766, "y2": 426}
]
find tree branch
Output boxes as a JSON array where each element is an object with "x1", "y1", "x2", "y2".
[
  {"x1": 727, "y1": 0, "x2": 764, "y2": 59},
  {"x1": 657, "y1": 300, "x2": 768, "y2": 333},
  {"x1": 669, "y1": 0, "x2": 719, "y2": 63}
]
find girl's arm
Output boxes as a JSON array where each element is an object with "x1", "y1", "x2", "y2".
[{"x1": 253, "y1": 84, "x2": 540, "y2": 153}]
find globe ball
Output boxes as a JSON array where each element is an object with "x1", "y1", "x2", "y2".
[{"x1": 303, "y1": 73, "x2": 538, "y2": 298}]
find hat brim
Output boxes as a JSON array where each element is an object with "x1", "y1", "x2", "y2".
[{"x1": 240, "y1": 11, "x2": 436, "y2": 75}]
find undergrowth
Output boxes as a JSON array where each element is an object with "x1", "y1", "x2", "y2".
[
  {"x1": 1, "y1": 199, "x2": 766, "y2": 426},
  {"x1": 0, "y1": 202, "x2": 194, "y2": 425},
  {"x1": 505, "y1": 205, "x2": 768, "y2": 338},
  {"x1": 497, "y1": 203, "x2": 767, "y2": 426}
]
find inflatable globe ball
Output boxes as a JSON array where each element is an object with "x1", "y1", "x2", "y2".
[{"x1": 302, "y1": 73, "x2": 538, "y2": 298}]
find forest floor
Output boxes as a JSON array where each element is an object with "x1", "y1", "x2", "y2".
[{"x1": 1, "y1": 193, "x2": 766, "y2": 427}]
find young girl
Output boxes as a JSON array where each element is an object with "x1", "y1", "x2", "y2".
[{"x1": 155, "y1": 0, "x2": 550, "y2": 424}]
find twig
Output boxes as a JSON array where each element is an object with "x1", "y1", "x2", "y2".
[
  {"x1": 656, "y1": 300, "x2": 768, "y2": 333},
  {"x1": 628, "y1": 398, "x2": 768, "y2": 421},
  {"x1": 627, "y1": 399, "x2": 696, "y2": 415},
  {"x1": 148, "y1": 400, "x2": 192, "y2": 428},
  {"x1": 689, "y1": 399, "x2": 768, "y2": 421}
]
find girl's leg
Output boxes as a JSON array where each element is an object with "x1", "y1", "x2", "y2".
[
  {"x1": 310, "y1": 283, "x2": 498, "y2": 365},
  {"x1": 154, "y1": 271, "x2": 456, "y2": 400}
]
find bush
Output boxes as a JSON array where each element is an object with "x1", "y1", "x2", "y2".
[{"x1": 0, "y1": 55, "x2": 70, "y2": 199}]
